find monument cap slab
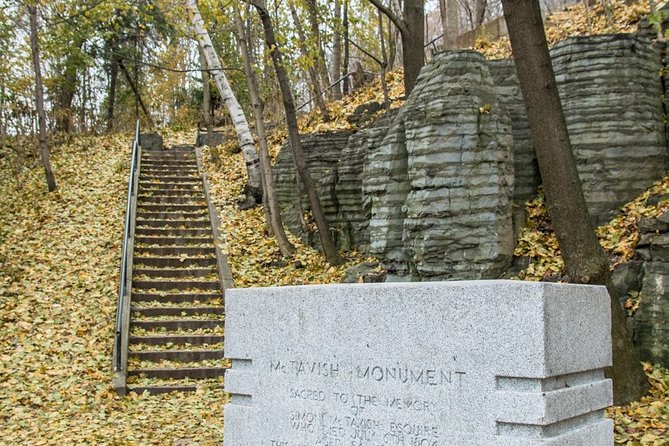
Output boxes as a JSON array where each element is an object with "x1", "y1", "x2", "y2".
[{"x1": 224, "y1": 280, "x2": 613, "y2": 446}]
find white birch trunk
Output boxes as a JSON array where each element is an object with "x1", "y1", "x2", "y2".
[{"x1": 185, "y1": 0, "x2": 262, "y2": 204}]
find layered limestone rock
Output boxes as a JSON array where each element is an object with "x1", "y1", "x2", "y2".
[
  {"x1": 489, "y1": 59, "x2": 540, "y2": 207},
  {"x1": 272, "y1": 35, "x2": 669, "y2": 286},
  {"x1": 363, "y1": 51, "x2": 515, "y2": 280},
  {"x1": 363, "y1": 117, "x2": 411, "y2": 275},
  {"x1": 551, "y1": 34, "x2": 668, "y2": 225},
  {"x1": 273, "y1": 131, "x2": 353, "y2": 246},
  {"x1": 634, "y1": 211, "x2": 669, "y2": 367},
  {"x1": 334, "y1": 111, "x2": 398, "y2": 251}
]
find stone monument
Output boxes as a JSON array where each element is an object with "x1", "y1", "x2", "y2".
[{"x1": 224, "y1": 281, "x2": 613, "y2": 445}]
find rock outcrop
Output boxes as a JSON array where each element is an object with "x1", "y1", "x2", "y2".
[
  {"x1": 272, "y1": 35, "x2": 669, "y2": 288},
  {"x1": 334, "y1": 111, "x2": 398, "y2": 251},
  {"x1": 551, "y1": 34, "x2": 668, "y2": 225},
  {"x1": 635, "y1": 210, "x2": 669, "y2": 367},
  {"x1": 363, "y1": 51, "x2": 515, "y2": 280},
  {"x1": 489, "y1": 59, "x2": 540, "y2": 207},
  {"x1": 273, "y1": 131, "x2": 353, "y2": 246}
]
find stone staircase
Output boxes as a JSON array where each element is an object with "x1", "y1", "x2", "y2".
[{"x1": 126, "y1": 145, "x2": 228, "y2": 394}]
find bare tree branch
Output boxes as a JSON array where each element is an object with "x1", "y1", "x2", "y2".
[{"x1": 367, "y1": 0, "x2": 407, "y2": 34}]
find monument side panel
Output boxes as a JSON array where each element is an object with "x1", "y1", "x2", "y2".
[{"x1": 223, "y1": 281, "x2": 613, "y2": 446}]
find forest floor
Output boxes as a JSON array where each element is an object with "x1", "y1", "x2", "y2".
[
  {"x1": 1, "y1": 0, "x2": 668, "y2": 443},
  {"x1": 0, "y1": 128, "x2": 666, "y2": 445}
]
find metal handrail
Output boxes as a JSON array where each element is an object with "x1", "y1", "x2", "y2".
[{"x1": 113, "y1": 120, "x2": 141, "y2": 374}]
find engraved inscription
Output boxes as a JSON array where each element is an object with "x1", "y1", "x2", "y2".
[
  {"x1": 263, "y1": 358, "x2": 468, "y2": 445},
  {"x1": 271, "y1": 360, "x2": 341, "y2": 378},
  {"x1": 354, "y1": 365, "x2": 462, "y2": 387}
]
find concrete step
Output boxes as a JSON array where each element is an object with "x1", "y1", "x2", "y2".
[
  {"x1": 134, "y1": 246, "x2": 215, "y2": 256},
  {"x1": 142, "y1": 155, "x2": 195, "y2": 160},
  {"x1": 131, "y1": 307, "x2": 224, "y2": 318},
  {"x1": 140, "y1": 173, "x2": 199, "y2": 181},
  {"x1": 138, "y1": 189, "x2": 204, "y2": 197},
  {"x1": 133, "y1": 256, "x2": 217, "y2": 268},
  {"x1": 142, "y1": 153, "x2": 195, "y2": 160},
  {"x1": 135, "y1": 211, "x2": 208, "y2": 221},
  {"x1": 130, "y1": 319, "x2": 223, "y2": 332},
  {"x1": 132, "y1": 280, "x2": 220, "y2": 291},
  {"x1": 140, "y1": 174, "x2": 200, "y2": 182},
  {"x1": 131, "y1": 291, "x2": 223, "y2": 304},
  {"x1": 141, "y1": 167, "x2": 198, "y2": 173},
  {"x1": 141, "y1": 164, "x2": 198, "y2": 170},
  {"x1": 127, "y1": 384, "x2": 223, "y2": 395},
  {"x1": 127, "y1": 367, "x2": 226, "y2": 380},
  {"x1": 135, "y1": 236, "x2": 213, "y2": 246},
  {"x1": 129, "y1": 334, "x2": 225, "y2": 346},
  {"x1": 137, "y1": 204, "x2": 208, "y2": 213},
  {"x1": 140, "y1": 165, "x2": 197, "y2": 172},
  {"x1": 139, "y1": 174, "x2": 197, "y2": 181},
  {"x1": 139, "y1": 182, "x2": 201, "y2": 190},
  {"x1": 136, "y1": 219, "x2": 211, "y2": 228},
  {"x1": 137, "y1": 196, "x2": 205, "y2": 205},
  {"x1": 133, "y1": 267, "x2": 216, "y2": 278},
  {"x1": 140, "y1": 163, "x2": 196, "y2": 170},
  {"x1": 129, "y1": 349, "x2": 225, "y2": 362},
  {"x1": 143, "y1": 151, "x2": 194, "y2": 158},
  {"x1": 135, "y1": 227, "x2": 212, "y2": 237}
]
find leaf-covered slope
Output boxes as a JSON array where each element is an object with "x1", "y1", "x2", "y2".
[
  {"x1": 475, "y1": 0, "x2": 652, "y2": 59},
  {"x1": 515, "y1": 176, "x2": 669, "y2": 281},
  {"x1": 1, "y1": 129, "x2": 667, "y2": 444},
  {"x1": 201, "y1": 144, "x2": 373, "y2": 288},
  {"x1": 0, "y1": 132, "x2": 225, "y2": 444}
]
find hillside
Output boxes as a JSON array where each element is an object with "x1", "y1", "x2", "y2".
[
  {"x1": 0, "y1": 132, "x2": 227, "y2": 443},
  {"x1": 476, "y1": 0, "x2": 652, "y2": 58},
  {"x1": 1, "y1": 130, "x2": 667, "y2": 444},
  {"x1": 1, "y1": 0, "x2": 668, "y2": 443}
]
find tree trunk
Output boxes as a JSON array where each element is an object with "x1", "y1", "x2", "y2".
[
  {"x1": 106, "y1": 51, "x2": 119, "y2": 132},
  {"x1": 501, "y1": 0, "x2": 649, "y2": 405},
  {"x1": 378, "y1": 11, "x2": 390, "y2": 110},
  {"x1": 80, "y1": 67, "x2": 87, "y2": 132},
  {"x1": 248, "y1": 0, "x2": 341, "y2": 266},
  {"x1": 198, "y1": 46, "x2": 215, "y2": 144},
  {"x1": 401, "y1": 0, "x2": 425, "y2": 96},
  {"x1": 439, "y1": 0, "x2": 448, "y2": 48},
  {"x1": 28, "y1": 4, "x2": 56, "y2": 192},
  {"x1": 440, "y1": 0, "x2": 460, "y2": 49},
  {"x1": 387, "y1": 14, "x2": 396, "y2": 70},
  {"x1": 304, "y1": 0, "x2": 331, "y2": 93},
  {"x1": 475, "y1": 0, "x2": 487, "y2": 27},
  {"x1": 185, "y1": 0, "x2": 263, "y2": 208},
  {"x1": 342, "y1": 0, "x2": 350, "y2": 95},
  {"x1": 369, "y1": 0, "x2": 425, "y2": 96},
  {"x1": 288, "y1": 1, "x2": 331, "y2": 121},
  {"x1": 332, "y1": 0, "x2": 343, "y2": 99},
  {"x1": 118, "y1": 60, "x2": 155, "y2": 129},
  {"x1": 55, "y1": 43, "x2": 82, "y2": 133},
  {"x1": 447, "y1": 0, "x2": 460, "y2": 47},
  {"x1": 233, "y1": 4, "x2": 295, "y2": 257},
  {"x1": 0, "y1": 84, "x2": 6, "y2": 139}
]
